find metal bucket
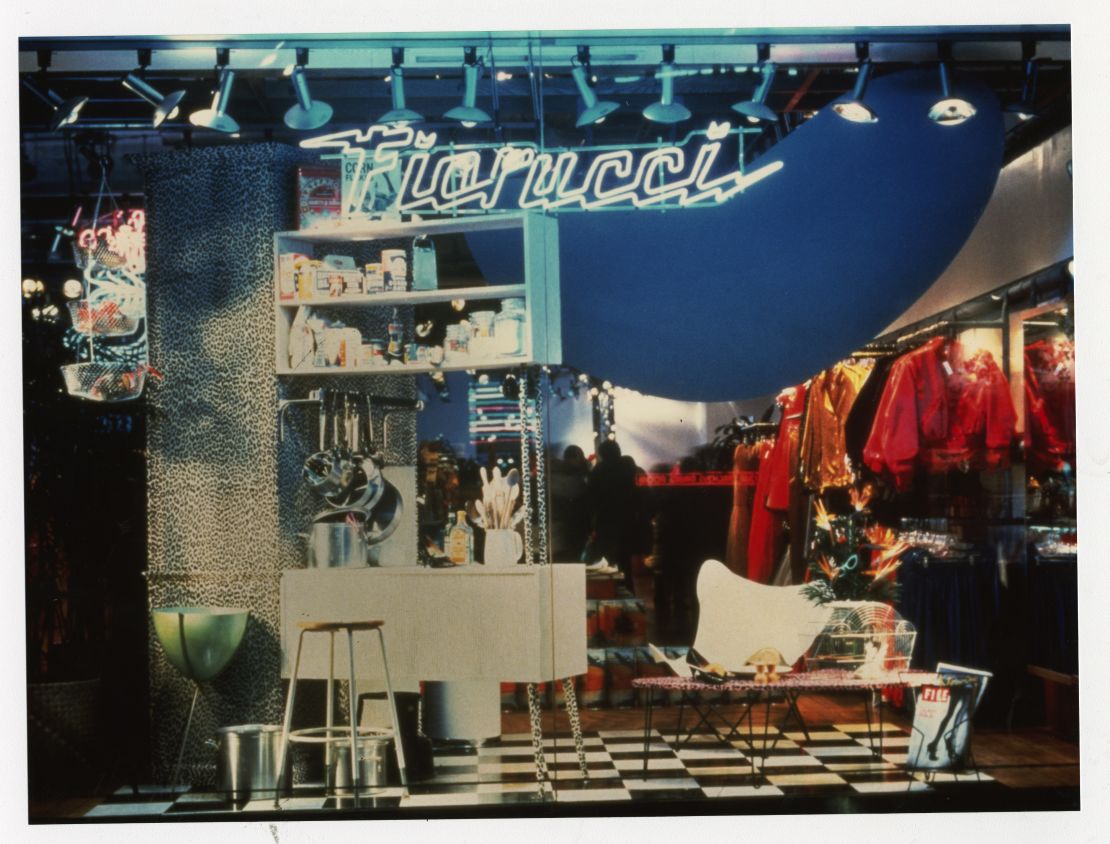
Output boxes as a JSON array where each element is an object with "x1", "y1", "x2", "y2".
[
  {"x1": 215, "y1": 724, "x2": 286, "y2": 800},
  {"x1": 306, "y1": 521, "x2": 369, "y2": 568},
  {"x1": 328, "y1": 735, "x2": 391, "y2": 795}
]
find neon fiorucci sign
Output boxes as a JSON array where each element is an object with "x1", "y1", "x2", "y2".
[{"x1": 300, "y1": 121, "x2": 783, "y2": 217}]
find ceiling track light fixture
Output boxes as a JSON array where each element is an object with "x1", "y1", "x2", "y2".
[
  {"x1": 643, "y1": 44, "x2": 691, "y2": 125},
  {"x1": 928, "y1": 42, "x2": 976, "y2": 126},
  {"x1": 572, "y1": 45, "x2": 619, "y2": 128},
  {"x1": 23, "y1": 51, "x2": 88, "y2": 132},
  {"x1": 189, "y1": 49, "x2": 240, "y2": 134},
  {"x1": 380, "y1": 47, "x2": 423, "y2": 126},
  {"x1": 1005, "y1": 40, "x2": 1041, "y2": 121},
  {"x1": 444, "y1": 46, "x2": 492, "y2": 128},
  {"x1": 284, "y1": 48, "x2": 333, "y2": 130},
  {"x1": 833, "y1": 42, "x2": 877, "y2": 124},
  {"x1": 122, "y1": 49, "x2": 187, "y2": 128},
  {"x1": 731, "y1": 43, "x2": 777, "y2": 124}
]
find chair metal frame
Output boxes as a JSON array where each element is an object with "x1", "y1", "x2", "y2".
[{"x1": 273, "y1": 621, "x2": 408, "y2": 807}]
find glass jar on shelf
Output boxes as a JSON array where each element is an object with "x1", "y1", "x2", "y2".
[{"x1": 494, "y1": 298, "x2": 526, "y2": 356}]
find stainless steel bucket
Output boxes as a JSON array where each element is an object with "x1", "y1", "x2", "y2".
[
  {"x1": 215, "y1": 724, "x2": 286, "y2": 800},
  {"x1": 306, "y1": 521, "x2": 369, "y2": 568},
  {"x1": 328, "y1": 736, "x2": 390, "y2": 794}
]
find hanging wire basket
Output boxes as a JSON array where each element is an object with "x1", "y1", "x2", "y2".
[
  {"x1": 61, "y1": 362, "x2": 152, "y2": 402},
  {"x1": 71, "y1": 237, "x2": 128, "y2": 273},
  {"x1": 67, "y1": 299, "x2": 139, "y2": 337}
]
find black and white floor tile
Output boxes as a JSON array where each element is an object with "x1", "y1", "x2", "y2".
[{"x1": 80, "y1": 723, "x2": 993, "y2": 817}]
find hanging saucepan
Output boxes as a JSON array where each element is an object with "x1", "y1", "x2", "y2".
[
  {"x1": 304, "y1": 449, "x2": 358, "y2": 499},
  {"x1": 323, "y1": 452, "x2": 385, "y2": 510},
  {"x1": 363, "y1": 480, "x2": 403, "y2": 544},
  {"x1": 315, "y1": 480, "x2": 403, "y2": 546}
]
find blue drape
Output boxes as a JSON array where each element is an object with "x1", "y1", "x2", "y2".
[{"x1": 467, "y1": 69, "x2": 1004, "y2": 401}]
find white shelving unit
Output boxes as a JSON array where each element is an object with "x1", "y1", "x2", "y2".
[{"x1": 273, "y1": 213, "x2": 561, "y2": 376}]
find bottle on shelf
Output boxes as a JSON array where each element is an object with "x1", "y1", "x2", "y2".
[
  {"x1": 446, "y1": 510, "x2": 474, "y2": 565},
  {"x1": 412, "y1": 235, "x2": 438, "y2": 291},
  {"x1": 387, "y1": 307, "x2": 404, "y2": 361}
]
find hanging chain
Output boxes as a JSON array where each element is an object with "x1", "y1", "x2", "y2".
[
  {"x1": 533, "y1": 366, "x2": 549, "y2": 567},
  {"x1": 518, "y1": 367, "x2": 534, "y2": 565},
  {"x1": 516, "y1": 366, "x2": 549, "y2": 567}
]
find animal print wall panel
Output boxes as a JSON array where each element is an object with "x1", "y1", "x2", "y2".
[
  {"x1": 136, "y1": 144, "x2": 418, "y2": 786},
  {"x1": 135, "y1": 143, "x2": 299, "y2": 783}
]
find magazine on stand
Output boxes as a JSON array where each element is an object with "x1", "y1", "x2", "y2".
[{"x1": 906, "y1": 663, "x2": 992, "y2": 770}]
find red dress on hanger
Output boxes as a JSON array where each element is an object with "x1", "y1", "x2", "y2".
[
  {"x1": 746, "y1": 437, "x2": 779, "y2": 584},
  {"x1": 725, "y1": 441, "x2": 760, "y2": 577}
]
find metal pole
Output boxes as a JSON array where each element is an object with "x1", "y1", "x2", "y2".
[{"x1": 169, "y1": 684, "x2": 200, "y2": 792}]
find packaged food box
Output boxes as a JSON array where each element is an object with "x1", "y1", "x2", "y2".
[
  {"x1": 297, "y1": 165, "x2": 342, "y2": 230},
  {"x1": 297, "y1": 266, "x2": 366, "y2": 299},
  {"x1": 581, "y1": 649, "x2": 608, "y2": 708},
  {"x1": 278, "y1": 252, "x2": 309, "y2": 300}
]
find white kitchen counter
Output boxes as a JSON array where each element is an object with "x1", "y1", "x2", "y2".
[{"x1": 279, "y1": 564, "x2": 586, "y2": 687}]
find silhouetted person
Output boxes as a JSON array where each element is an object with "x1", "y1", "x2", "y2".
[
  {"x1": 550, "y1": 444, "x2": 592, "y2": 560},
  {"x1": 587, "y1": 440, "x2": 637, "y2": 591},
  {"x1": 648, "y1": 457, "x2": 702, "y2": 641}
]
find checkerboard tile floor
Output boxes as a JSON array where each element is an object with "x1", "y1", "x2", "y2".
[{"x1": 81, "y1": 723, "x2": 993, "y2": 816}]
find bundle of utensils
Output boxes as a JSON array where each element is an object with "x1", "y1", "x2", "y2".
[{"x1": 470, "y1": 466, "x2": 524, "y2": 529}]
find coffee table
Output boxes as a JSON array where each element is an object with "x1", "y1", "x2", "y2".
[{"x1": 633, "y1": 669, "x2": 940, "y2": 775}]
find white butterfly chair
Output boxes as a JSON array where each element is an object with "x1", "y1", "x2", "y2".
[{"x1": 647, "y1": 560, "x2": 834, "y2": 750}]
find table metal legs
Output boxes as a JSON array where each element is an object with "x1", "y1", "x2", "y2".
[
  {"x1": 562, "y1": 678, "x2": 590, "y2": 779},
  {"x1": 526, "y1": 680, "x2": 591, "y2": 795},
  {"x1": 526, "y1": 683, "x2": 550, "y2": 796}
]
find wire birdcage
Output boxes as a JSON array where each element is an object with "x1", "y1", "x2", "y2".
[{"x1": 805, "y1": 601, "x2": 916, "y2": 673}]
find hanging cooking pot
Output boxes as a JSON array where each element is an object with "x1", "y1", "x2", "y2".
[
  {"x1": 323, "y1": 452, "x2": 385, "y2": 510},
  {"x1": 304, "y1": 448, "x2": 358, "y2": 497},
  {"x1": 315, "y1": 480, "x2": 403, "y2": 547},
  {"x1": 362, "y1": 479, "x2": 404, "y2": 545}
]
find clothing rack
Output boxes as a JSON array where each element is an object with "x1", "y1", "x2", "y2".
[
  {"x1": 893, "y1": 318, "x2": 1006, "y2": 349},
  {"x1": 713, "y1": 417, "x2": 779, "y2": 452}
]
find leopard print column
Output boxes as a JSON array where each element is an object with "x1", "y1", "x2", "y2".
[{"x1": 135, "y1": 144, "x2": 418, "y2": 788}]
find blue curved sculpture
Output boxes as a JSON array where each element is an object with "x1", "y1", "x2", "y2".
[{"x1": 468, "y1": 69, "x2": 1003, "y2": 401}]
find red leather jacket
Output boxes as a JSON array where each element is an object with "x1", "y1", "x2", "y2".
[
  {"x1": 1024, "y1": 338, "x2": 1076, "y2": 474},
  {"x1": 765, "y1": 383, "x2": 807, "y2": 511},
  {"x1": 863, "y1": 338, "x2": 1016, "y2": 490}
]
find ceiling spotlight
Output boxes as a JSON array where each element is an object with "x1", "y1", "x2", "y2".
[
  {"x1": 380, "y1": 48, "x2": 423, "y2": 125},
  {"x1": 284, "y1": 50, "x2": 333, "y2": 130},
  {"x1": 928, "y1": 44, "x2": 976, "y2": 126},
  {"x1": 1005, "y1": 42, "x2": 1041, "y2": 121},
  {"x1": 444, "y1": 47, "x2": 492, "y2": 128},
  {"x1": 190, "y1": 62, "x2": 240, "y2": 134},
  {"x1": 122, "y1": 72, "x2": 187, "y2": 128},
  {"x1": 643, "y1": 45, "x2": 691, "y2": 124},
  {"x1": 731, "y1": 44, "x2": 777, "y2": 124},
  {"x1": 63, "y1": 279, "x2": 84, "y2": 299},
  {"x1": 572, "y1": 46, "x2": 618, "y2": 128},
  {"x1": 833, "y1": 44, "x2": 877, "y2": 123},
  {"x1": 21, "y1": 77, "x2": 88, "y2": 132}
]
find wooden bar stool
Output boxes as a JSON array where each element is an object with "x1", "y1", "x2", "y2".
[{"x1": 273, "y1": 620, "x2": 407, "y2": 806}]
